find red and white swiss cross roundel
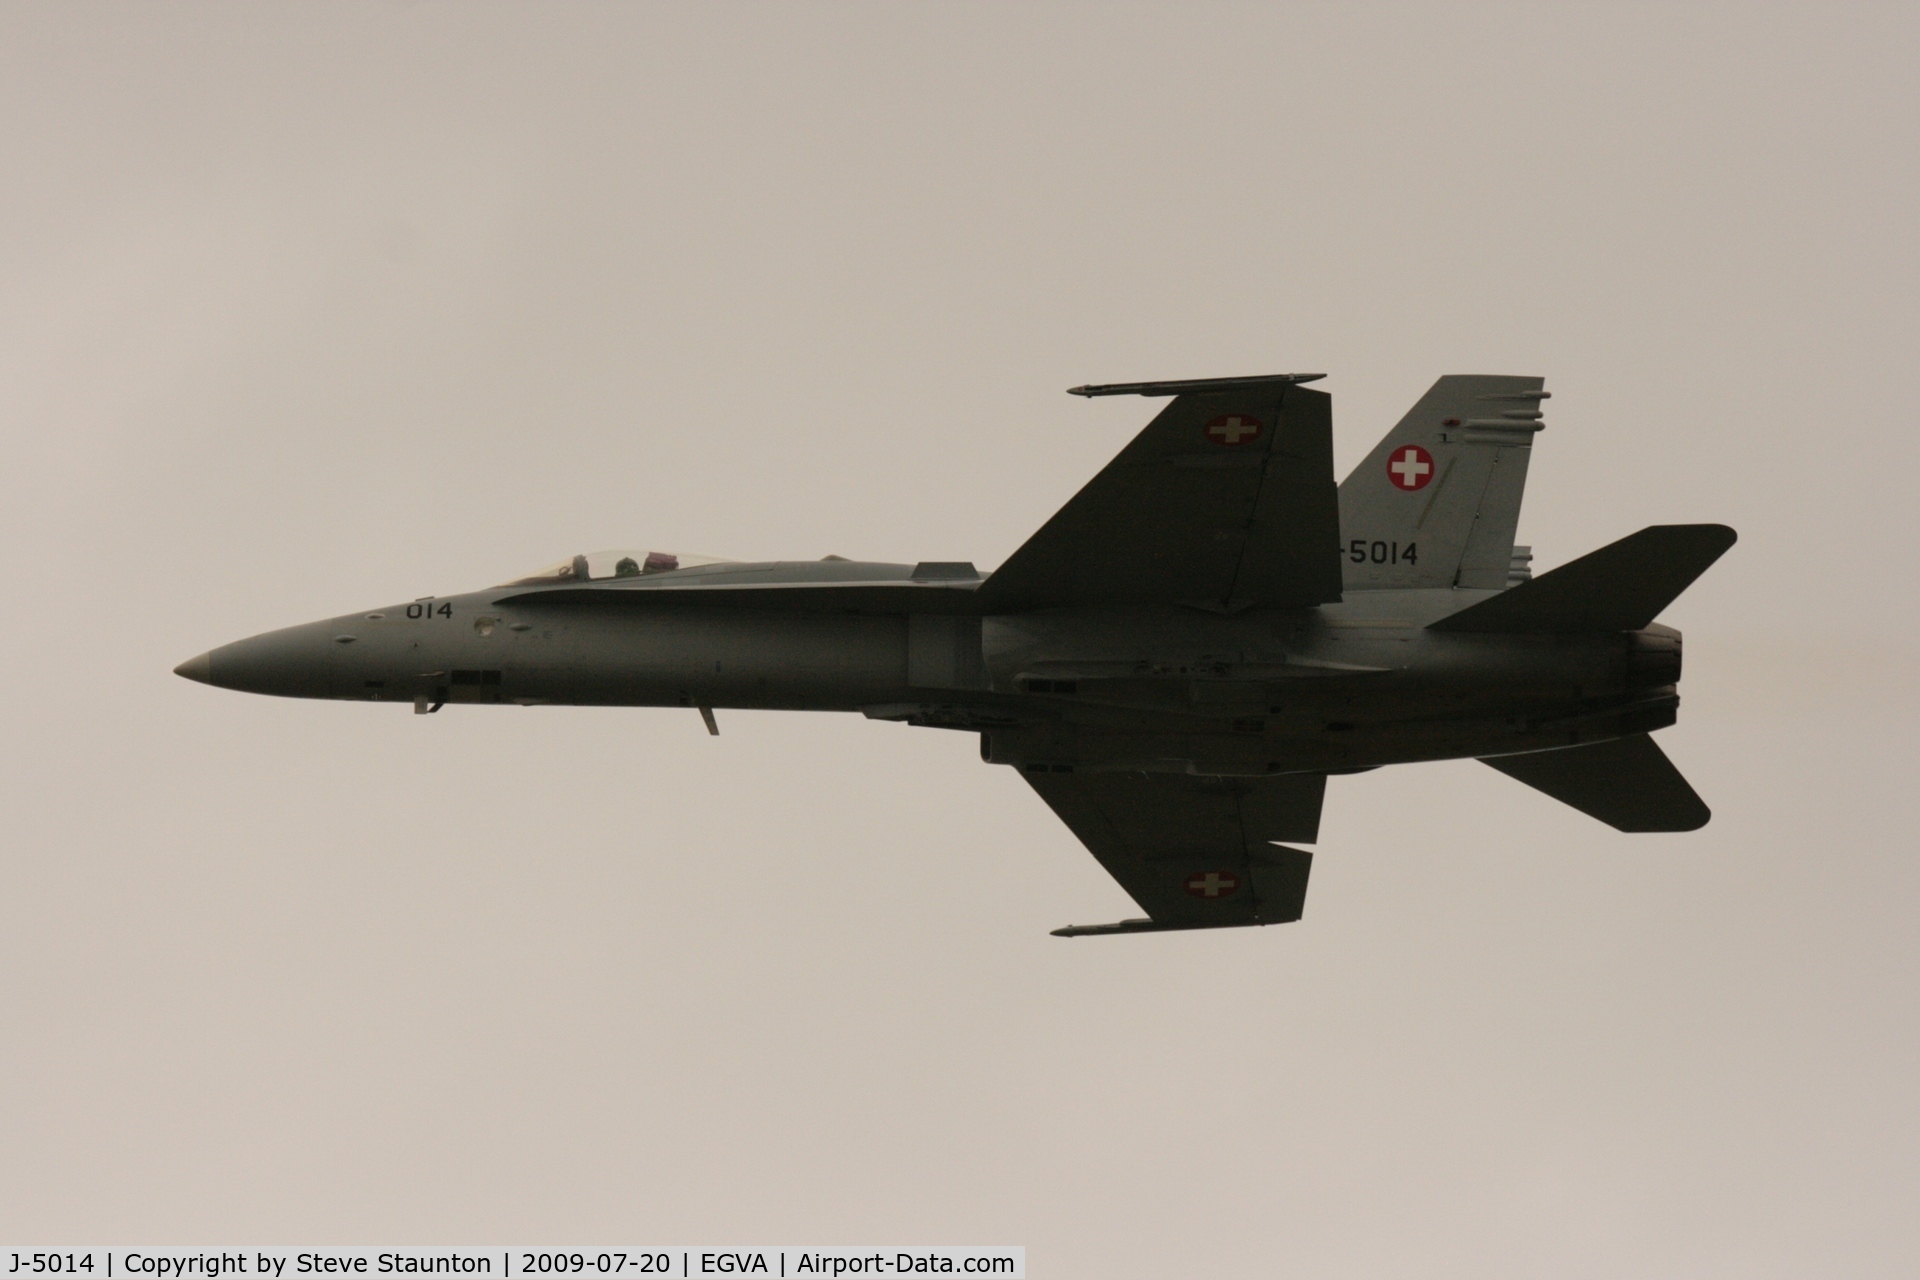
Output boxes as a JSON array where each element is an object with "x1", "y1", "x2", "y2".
[
  {"x1": 1185, "y1": 870, "x2": 1240, "y2": 899},
  {"x1": 1386, "y1": 444, "x2": 1435, "y2": 491},
  {"x1": 1203, "y1": 414, "x2": 1264, "y2": 447}
]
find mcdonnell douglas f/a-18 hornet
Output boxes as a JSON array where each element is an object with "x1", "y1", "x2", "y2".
[{"x1": 177, "y1": 373, "x2": 1735, "y2": 936}]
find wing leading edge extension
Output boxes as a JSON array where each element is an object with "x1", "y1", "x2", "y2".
[
  {"x1": 1028, "y1": 770, "x2": 1326, "y2": 937},
  {"x1": 979, "y1": 375, "x2": 1343, "y2": 613}
]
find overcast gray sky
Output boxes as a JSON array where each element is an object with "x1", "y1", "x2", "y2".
[{"x1": 3, "y1": 3, "x2": 1917, "y2": 1275}]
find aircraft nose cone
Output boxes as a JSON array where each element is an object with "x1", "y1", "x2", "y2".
[{"x1": 184, "y1": 621, "x2": 343, "y2": 698}]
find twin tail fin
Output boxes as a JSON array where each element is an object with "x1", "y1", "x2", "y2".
[{"x1": 1338, "y1": 375, "x2": 1547, "y2": 591}]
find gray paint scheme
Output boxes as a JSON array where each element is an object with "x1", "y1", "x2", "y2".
[
  {"x1": 1338, "y1": 375, "x2": 1545, "y2": 591},
  {"x1": 175, "y1": 372, "x2": 1735, "y2": 936}
]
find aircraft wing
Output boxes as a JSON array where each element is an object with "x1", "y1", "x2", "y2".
[
  {"x1": 978, "y1": 376, "x2": 1344, "y2": 613},
  {"x1": 1026, "y1": 770, "x2": 1325, "y2": 936}
]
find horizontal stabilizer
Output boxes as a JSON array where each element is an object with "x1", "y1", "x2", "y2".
[
  {"x1": 1480, "y1": 733, "x2": 1710, "y2": 831},
  {"x1": 1430, "y1": 524, "x2": 1736, "y2": 633}
]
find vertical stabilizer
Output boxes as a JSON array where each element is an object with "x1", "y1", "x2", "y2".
[{"x1": 1338, "y1": 375, "x2": 1545, "y2": 590}]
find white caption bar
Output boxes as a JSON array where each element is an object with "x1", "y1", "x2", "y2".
[{"x1": 2, "y1": 1252, "x2": 1023, "y2": 1280}]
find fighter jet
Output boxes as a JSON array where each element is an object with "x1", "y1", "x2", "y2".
[{"x1": 175, "y1": 373, "x2": 1734, "y2": 936}]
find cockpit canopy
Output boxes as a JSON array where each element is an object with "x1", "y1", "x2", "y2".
[{"x1": 499, "y1": 549, "x2": 736, "y2": 587}]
